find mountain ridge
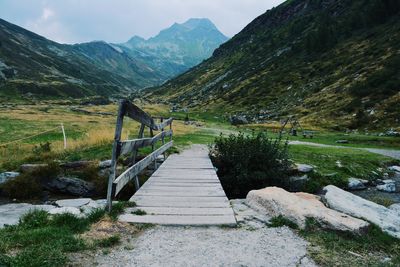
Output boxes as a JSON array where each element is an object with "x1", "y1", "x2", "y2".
[
  {"x1": 148, "y1": 0, "x2": 400, "y2": 129},
  {"x1": 0, "y1": 17, "x2": 227, "y2": 100}
]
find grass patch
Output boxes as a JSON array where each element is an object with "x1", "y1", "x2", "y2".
[
  {"x1": 300, "y1": 218, "x2": 400, "y2": 266},
  {"x1": 289, "y1": 145, "x2": 396, "y2": 180},
  {"x1": 94, "y1": 235, "x2": 121, "y2": 248},
  {"x1": 268, "y1": 215, "x2": 299, "y2": 229},
  {"x1": 0, "y1": 203, "x2": 131, "y2": 267},
  {"x1": 131, "y1": 209, "x2": 147, "y2": 216},
  {"x1": 109, "y1": 201, "x2": 136, "y2": 220}
]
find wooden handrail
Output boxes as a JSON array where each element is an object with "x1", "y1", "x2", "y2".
[{"x1": 106, "y1": 100, "x2": 173, "y2": 212}]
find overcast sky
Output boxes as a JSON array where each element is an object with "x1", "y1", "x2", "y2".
[{"x1": 0, "y1": 0, "x2": 284, "y2": 44}]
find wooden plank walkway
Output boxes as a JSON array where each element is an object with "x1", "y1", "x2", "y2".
[{"x1": 119, "y1": 145, "x2": 237, "y2": 226}]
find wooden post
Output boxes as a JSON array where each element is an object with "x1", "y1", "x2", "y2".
[
  {"x1": 61, "y1": 123, "x2": 67, "y2": 149},
  {"x1": 161, "y1": 117, "x2": 166, "y2": 160},
  {"x1": 132, "y1": 123, "x2": 145, "y2": 191},
  {"x1": 150, "y1": 126, "x2": 157, "y2": 170},
  {"x1": 106, "y1": 101, "x2": 125, "y2": 212}
]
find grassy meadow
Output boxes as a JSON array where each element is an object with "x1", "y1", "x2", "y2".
[{"x1": 0, "y1": 101, "x2": 398, "y2": 178}]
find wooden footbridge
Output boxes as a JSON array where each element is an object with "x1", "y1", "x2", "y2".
[{"x1": 107, "y1": 100, "x2": 236, "y2": 226}]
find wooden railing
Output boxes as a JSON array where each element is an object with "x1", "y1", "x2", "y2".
[{"x1": 106, "y1": 100, "x2": 173, "y2": 211}]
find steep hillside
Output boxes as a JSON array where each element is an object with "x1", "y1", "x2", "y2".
[
  {"x1": 119, "y1": 18, "x2": 228, "y2": 78},
  {"x1": 0, "y1": 19, "x2": 148, "y2": 100},
  {"x1": 0, "y1": 18, "x2": 227, "y2": 101},
  {"x1": 149, "y1": 0, "x2": 400, "y2": 129}
]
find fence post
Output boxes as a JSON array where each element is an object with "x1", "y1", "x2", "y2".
[
  {"x1": 106, "y1": 101, "x2": 125, "y2": 212},
  {"x1": 61, "y1": 123, "x2": 67, "y2": 149}
]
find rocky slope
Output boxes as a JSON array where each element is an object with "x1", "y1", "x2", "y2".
[
  {"x1": 118, "y1": 18, "x2": 228, "y2": 80},
  {"x1": 148, "y1": 0, "x2": 400, "y2": 129}
]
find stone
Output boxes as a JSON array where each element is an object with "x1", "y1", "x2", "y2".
[
  {"x1": 81, "y1": 200, "x2": 102, "y2": 214},
  {"x1": 336, "y1": 140, "x2": 349, "y2": 144},
  {"x1": 99, "y1": 159, "x2": 112, "y2": 169},
  {"x1": 0, "y1": 172, "x2": 20, "y2": 184},
  {"x1": 376, "y1": 180, "x2": 396, "y2": 193},
  {"x1": 20, "y1": 163, "x2": 48, "y2": 173},
  {"x1": 388, "y1": 166, "x2": 400, "y2": 173},
  {"x1": 230, "y1": 115, "x2": 248, "y2": 125},
  {"x1": 347, "y1": 178, "x2": 367, "y2": 190},
  {"x1": 46, "y1": 177, "x2": 96, "y2": 197},
  {"x1": 288, "y1": 175, "x2": 309, "y2": 191},
  {"x1": 55, "y1": 198, "x2": 91, "y2": 208},
  {"x1": 323, "y1": 185, "x2": 400, "y2": 238},
  {"x1": 246, "y1": 187, "x2": 369, "y2": 234},
  {"x1": 49, "y1": 207, "x2": 81, "y2": 216},
  {"x1": 296, "y1": 164, "x2": 313, "y2": 173},
  {"x1": 0, "y1": 203, "x2": 54, "y2": 228}
]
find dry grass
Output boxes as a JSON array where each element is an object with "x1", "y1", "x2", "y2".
[{"x1": 0, "y1": 103, "x2": 198, "y2": 170}]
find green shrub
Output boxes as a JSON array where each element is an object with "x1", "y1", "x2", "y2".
[{"x1": 210, "y1": 132, "x2": 290, "y2": 198}]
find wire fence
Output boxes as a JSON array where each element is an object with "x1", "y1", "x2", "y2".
[{"x1": 0, "y1": 124, "x2": 67, "y2": 148}]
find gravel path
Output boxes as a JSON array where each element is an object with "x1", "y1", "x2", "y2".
[
  {"x1": 91, "y1": 225, "x2": 315, "y2": 267},
  {"x1": 289, "y1": 141, "x2": 400, "y2": 160}
]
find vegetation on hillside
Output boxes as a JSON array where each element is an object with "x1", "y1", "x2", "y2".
[{"x1": 149, "y1": 0, "x2": 400, "y2": 129}]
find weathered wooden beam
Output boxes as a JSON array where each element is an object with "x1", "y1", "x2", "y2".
[
  {"x1": 106, "y1": 100, "x2": 125, "y2": 212},
  {"x1": 113, "y1": 141, "x2": 173, "y2": 196},
  {"x1": 156, "y1": 118, "x2": 173, "y2": 131},
  {"x1": 118, "y1": 130, "x2": 173, "y2": 157},
  {"x1": 124, "y1": 100, "x2": 156, "y2": 129}
]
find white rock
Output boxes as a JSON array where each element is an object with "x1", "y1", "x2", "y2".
[
  {"x1": 376, "y1": 180, "x2": 396, "y2": 193},
  {"x1": 388, "y1": 166, "x2": 400, "y2": 172},
  {"x1": 49, "y1": 207, "x2": 81, "y2": 216},
  {"x1": 389, "y1": 204, "x2": 400, "y2": 216},
  {"x1": 99, "y1": 160, "x2": 112, "y2": 169},
  {"x1": 81, "y1": 200, "x2": 102, "y2": 214},
  {"x1": 55, "y1": 198, "x2": 91, "y2": 208},
  {"x1": 0, "y1": 172, "x2": 20, "y2": 184},
  {"x1": 95, "y1": 199, "x2": 107, "y2": 207},
  {"x1": 296, "y1": 164, "x2": 313, "y2": 173},
  {"x1": 347, "y1": 178, "x2": 367, "y2": 190},
  {"x1": 323, "y1": 185, "x2": 400, "y2": 238},
  {"x1": 246, "y1": 187, "x2": 369, "y2": 233}
]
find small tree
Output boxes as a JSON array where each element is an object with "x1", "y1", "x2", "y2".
[{"x1": 209, "y1": 132, "x2": 290, "y2": 198}]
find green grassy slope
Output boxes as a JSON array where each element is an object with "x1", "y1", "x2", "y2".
[{"x1": 148, "y1": 0, "x2": 400, "y2": 130}]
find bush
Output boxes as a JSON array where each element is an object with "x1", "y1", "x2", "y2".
[{"x1": 210, "y1": 132, "x2": 290, "y2": 198}]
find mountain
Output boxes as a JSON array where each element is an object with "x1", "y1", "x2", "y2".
[
  {"x1": 0, "y1": 18, "x2": 227, "y2": 100},
  {"x1": 148, "y1": 0, "x2": 400, "y2": 129},
  {"x1": 0, "y1": 18, "x2": 157, "y2": 100},
  {"x1": 119, "y1": 18, "x2": 229, "y2": 78}
]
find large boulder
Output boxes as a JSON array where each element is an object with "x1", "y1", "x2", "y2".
[
  {"x1": 246, "y1": 187, "x2": 369, "y2": 234},
  {"x1": 323, "y1": 185, "x2": 400, "y2": 238},
  {"x1": 46, "y1": 177, "x2": 95, "y2": 197}
]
